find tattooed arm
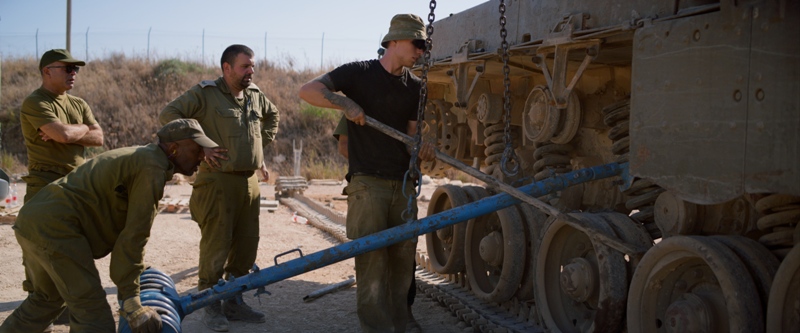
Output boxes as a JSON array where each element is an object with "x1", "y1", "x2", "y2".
[{"x1": 298, "y1": 73, "x2": 366, "y2": 125}]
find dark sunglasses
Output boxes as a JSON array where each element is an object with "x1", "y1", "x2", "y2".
[
  {"x1": 47, "y1": 65, "x2": 81, "y2": 74},
  {"x1": 412, "y1": 39, "x2": 428, "y2": 51}
]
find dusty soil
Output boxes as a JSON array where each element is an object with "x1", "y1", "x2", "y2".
[{"x1": 0, "y1": 180, "x2": 468, "y2": 332}]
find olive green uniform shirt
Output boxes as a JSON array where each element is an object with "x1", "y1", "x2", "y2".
[
  {"x1": 20, "y1": 87, "x2": 98, "y2": 175},
  {"x1": 13, "y1": 144, "x2": 174, "y2": 301},
  {"x1": 159, "y1": 77, "x2": 280, "y2": 172}
]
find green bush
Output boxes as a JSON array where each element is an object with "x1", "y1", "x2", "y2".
[
  {"x1": 299, "y1": 102, "x2": 339, "y2": 122},
  {"x1": 153, "y1": 59, "x2": 205, "y2": 79}
]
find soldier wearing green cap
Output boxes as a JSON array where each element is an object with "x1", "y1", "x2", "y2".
[
  {"x1": 300, "y1": 13, "x2": 435, "y2": 332},
  {"x1": 0, "y1": 119, "x2": 219, "y2": 333},
  {"x1": 20, "y1": 49, "x2": 104, "y2": 202},
  {"x1": 159, "y1": 44, "x2": 280, "y2": 331},
  {"x1": 18, "y1": 48, "x2": 104, "y2": 331}
]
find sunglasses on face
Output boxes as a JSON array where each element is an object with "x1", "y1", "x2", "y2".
[
  {"x1": 412, "y1": 39, "x2": 427, "y2": 51},
  {"x1": 47, "y1": 65, "x2": 81, "y2": 74}
]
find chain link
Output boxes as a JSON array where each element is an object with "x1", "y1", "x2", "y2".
[
  {"x1": 499, "y1": 0, "x2": 519, "y2": 177},
  {"x1": 402, "y1": 0, "x2": 437, "y2": 222}
]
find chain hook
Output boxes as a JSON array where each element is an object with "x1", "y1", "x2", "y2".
[{"x1": 498, "y1": 0, "x2": 519, "y2": 177}]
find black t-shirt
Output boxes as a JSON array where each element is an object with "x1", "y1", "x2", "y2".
[{"x1": 328, "y1": 60, "x2": 421, "y2": 180}]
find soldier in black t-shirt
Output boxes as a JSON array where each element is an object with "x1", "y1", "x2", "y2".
[
  {"x1": 300, "y1": 13, "x2": 434, "y2": 333},
  {"x1": 332, "y1": 115, "x2": 420, "y2": 328}
]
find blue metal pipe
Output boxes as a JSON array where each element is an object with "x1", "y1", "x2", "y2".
[{"x1": 178, "y1": 162, "x2": 625, "y2": 315}]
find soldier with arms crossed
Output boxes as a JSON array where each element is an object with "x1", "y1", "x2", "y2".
[{"x1": 20, "y1": 48, "x2": 104, "y2": 202}]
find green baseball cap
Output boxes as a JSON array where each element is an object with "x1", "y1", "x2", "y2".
[
  {"x1": 381, "y1": 14, "x2": 427, "y2": 47},
  {"x1": 39, "y1": 49, "x2": 86, "y2": 71},
  {"x1": 157, "y1": 119, "x2": 218, "y2": 148}
]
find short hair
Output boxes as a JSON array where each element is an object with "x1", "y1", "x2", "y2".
[{"x1": 220, "y1": 44, "x2": 254, "y2": 70}]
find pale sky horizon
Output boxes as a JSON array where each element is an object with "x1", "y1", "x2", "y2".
[{"x1": 0, "y1": 0, "x2": 487, "y2": 69}]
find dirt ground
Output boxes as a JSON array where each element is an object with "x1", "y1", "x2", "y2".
[{"x1": 0, "y1": 179, "x2": 469, "y2": 332}]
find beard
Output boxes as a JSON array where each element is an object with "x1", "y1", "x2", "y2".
[
  {"x1": 238, "y1": 74, "x2": 253, "y2": 89},
  {"x1": 227, "y1": 73, "x2": 253, "y2": 92}
]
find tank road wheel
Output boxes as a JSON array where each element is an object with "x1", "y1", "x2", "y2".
[
  {"x1": 523, "y1": 86, "x2": 560, "y2": 143},
  {"x1": 711, "y1": 235, "x2": 779, "y2": 319},
  {"x1": 425, "y1": 185, "x2": 469, "y2": 274},
  {"x1": 627, "y1": 236, "x2": 763, "y2": 333},
  {"x1": 597, "y1": 212, "x2": 654, "y2": 269},
  {"x1": 421, "y1": 99, "x2": 456, "y2": 177},
  {"x1": 535, "y1": 213, "x2": 629, "y2": 333},
  {"x1": 514, "y1": 203, "x2": 547, "y2": 301},
  {"x1": 767, "y1": 245, "x2": 800, "y2": 333},
  {"x1": 465, "y1": 199, "x2": 525, "y2": 303},
  {"x1": 550, "y1": 90, "x2": 582, "y2": 145}
]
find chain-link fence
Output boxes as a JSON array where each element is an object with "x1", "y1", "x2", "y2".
[{"x1": 0, "y1": 28, "x2": 381, "y2": 70}]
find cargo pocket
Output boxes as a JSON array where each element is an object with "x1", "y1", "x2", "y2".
[
  {"x1": 345, "y1": 180, "x2": 372, "y2": 239},
  {"x1": 189, "y1": 175, "x2": 216, "y2": 226}
]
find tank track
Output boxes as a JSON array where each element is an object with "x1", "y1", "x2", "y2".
[{"x1": 279, "y1": 194, "x2": 544, "y2": 333}]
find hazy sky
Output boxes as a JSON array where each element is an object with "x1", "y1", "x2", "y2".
[{"x1": 0, "y1": 0, "x2": 487, "y2": 69}]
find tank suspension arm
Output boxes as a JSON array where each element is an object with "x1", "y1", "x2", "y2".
[
  {"x1": 533, "y1": 41, "x2": 599, "y2": 108},
  {"x1": 365, "y1": 115, "x2": 647, "y2": 257},
  {"x1": 447, "y1": 62, "x2": 485, "y2": 108},
  {"x1": 177, "y1": 162, "x2": 624, "y2": 315}
]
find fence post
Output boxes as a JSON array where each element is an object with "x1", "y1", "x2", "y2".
[{"x1": 293, "y1": 140, "x2": 303, "y2": 177}]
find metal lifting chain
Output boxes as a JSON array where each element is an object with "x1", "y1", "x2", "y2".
[
  {"x1": 499, "y1": 0, "x2": 520, "y2": 177},
  {"x1": 402, "y1": 0, "x2": 437, "y2": 223}
]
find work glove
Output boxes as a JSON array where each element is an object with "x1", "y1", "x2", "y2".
[{"x1": 120, "y1": 297, "x2": 162, "y2": 333}]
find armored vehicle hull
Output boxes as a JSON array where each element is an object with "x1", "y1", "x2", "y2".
[{"x1": 418, "y1": 1, "x2": 799, "y2": 331}]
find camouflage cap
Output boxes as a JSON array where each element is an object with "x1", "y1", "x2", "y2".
[
  {"x1": 381, "y1": 14, "x2": 427, "y2": 47},
  {"x1": 39, "y1": 49, "x2": 86, "y2": 71},
  {"x1": 157, "y1": 119, "x2": 218, "y2": 148}
]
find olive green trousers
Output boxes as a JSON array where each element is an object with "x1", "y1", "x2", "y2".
[
  {"x1": 346, "y1": 175, "x2": 417, "y2": 333},
  {"x1": 0, "y1": 233, "x2": 114, "y2": 333},
  {"x1": 192, "y1": 171, "x2": 261, "y2": 291},
  {"x1": 20, "y1": 169, "x2": 66, "y2": 293}
]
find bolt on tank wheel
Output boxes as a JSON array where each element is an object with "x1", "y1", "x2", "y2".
[
  {"x1": 464, "y1": 200, "x2": 525, "y2": 303},
  {"x1": 767, "y1": 245, "x2": 800, "y2": 333},
  {"x1": 627, "y1": 236, "x2": 763, "y2": 333},
  {"x1": 535, "y1": 213, "x2": 629, "y2": 333},
  {"x1": 425, "y1": 184, "x2": 469, "y2": 274}
]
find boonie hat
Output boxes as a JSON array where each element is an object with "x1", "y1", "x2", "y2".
[
  {"x1": 381, "y1": 14, "x2": 427, "y2": 47},
  {"x1": 39, "y1": 49, "x2": 86, "y2": 71},
  {"x1": 157, "y1": 119, "x2": 218, "y2": 148}
]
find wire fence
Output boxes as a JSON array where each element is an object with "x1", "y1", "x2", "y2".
[{"x1": 0, "y1": 28, "x2": 384, "y2": 70}]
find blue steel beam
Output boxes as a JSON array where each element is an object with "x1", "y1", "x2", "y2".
[{"x1": 178, "y1": 162, "x2": 625, "y2": 315}]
